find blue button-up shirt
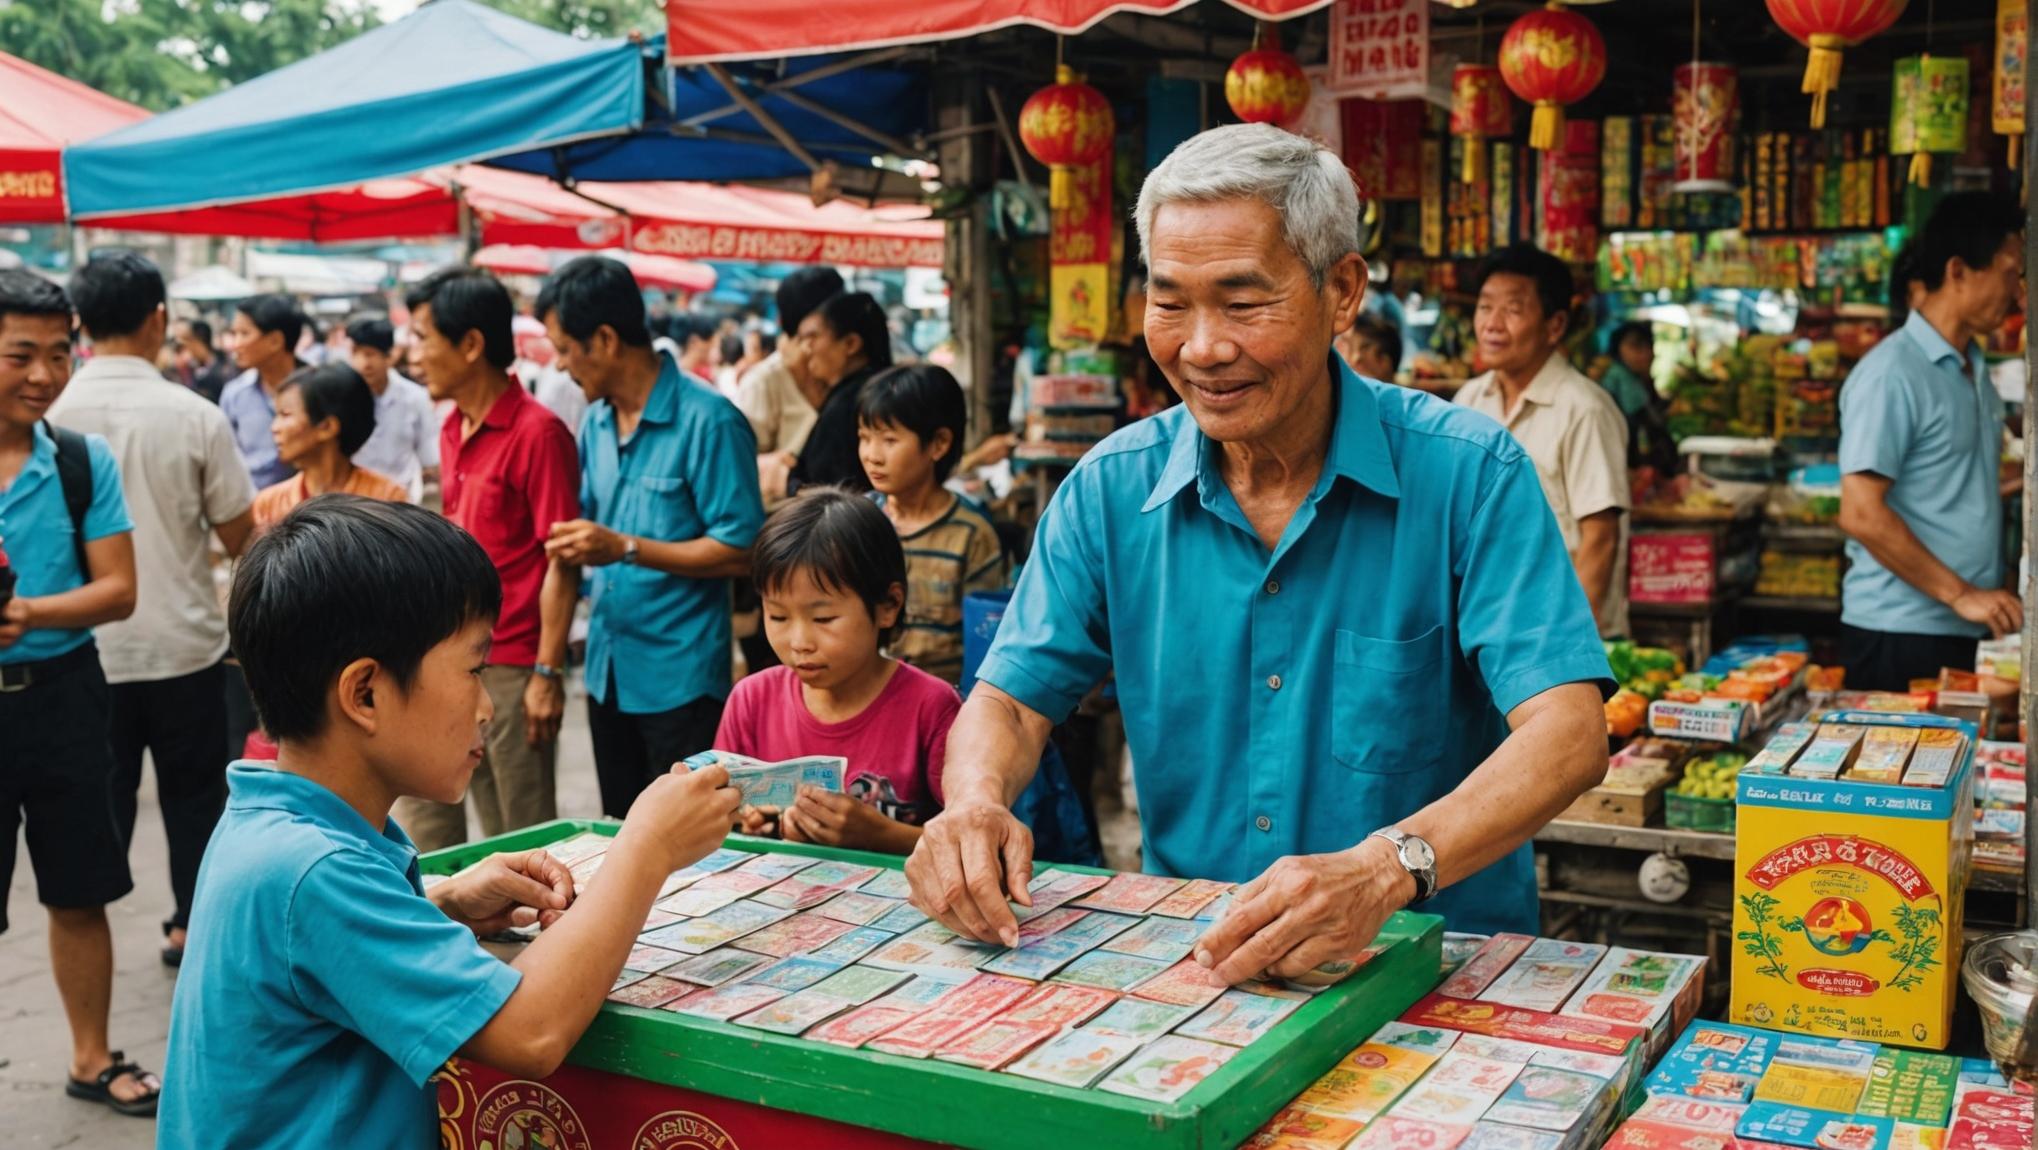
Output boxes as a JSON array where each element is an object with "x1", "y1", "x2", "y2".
[
  {"x1": 580, "y1": 358, "x2": 765, "y2": 713},
  {"x1": 976, "y1": 361, "x2": 1612, "y2": 936},
  {"x1": 219, "y1": 368, "x2": 292, "y2": 488},
  {"x1": 159, "y1": 764, "x2": 522, "y2": 1150},
  {"x1": 0, "y1": 422, "x2": 131, "y2": 665},
  {"x1": 1839, "y1": 310, "x2": 2007, "y2": 637}
]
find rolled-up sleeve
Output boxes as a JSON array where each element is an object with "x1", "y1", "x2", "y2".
[
  {"x1": 1456, "y1": 451, "x2": 1614, "y2": 714},
  {"x1": 973, "y1": 471, "x2": 1112, "y2": 725}
]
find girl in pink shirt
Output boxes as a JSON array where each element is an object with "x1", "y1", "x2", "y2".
[{"x1": 722, "y1": 489, "x2": 960, "y2": 854}]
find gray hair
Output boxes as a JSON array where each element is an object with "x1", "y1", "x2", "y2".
[{"x1": 1134, "y1": 123, "x2": 1361, "y2": 289}]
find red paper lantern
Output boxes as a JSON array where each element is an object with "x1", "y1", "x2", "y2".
[
  {"x1": 1450, "y1": 64, "x2": 1513, "y2": 183},
  {"x1": 1765, "y1": 0, "x2": 1909, "y2": 128},
  {"x1": 1672, "y1": 62, "x2": 1739, "y2": 192},
  {"x1": 1019, "y1": 64, "x2": 1114, "y2": 210},
  {"x1": 1226, "y1": 47, "x2": 1311, "y2": 126},
  {"x1": 1498, "y1": 4, "x2": 1608, "y2": 152}
]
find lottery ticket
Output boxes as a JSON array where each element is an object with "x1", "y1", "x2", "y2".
[
  {"x1": 743, "y1": 956, "x2": 846, "y2": 993},
  {"x1": 543, "y1": 832, "x2": 612, "y2": 867},
  {"x1": 1175, "y1": 987, "x2": 1303, "y2": 1047},
  {"x1": 611, "y1": 968, "x2": 650, "y2": 993},
  {"x1": 1481, "y1": 939, "x2": 1608, "y2": 1012},
  {"x1": 735, "y1": 852, "x2": 819, "y2": 881},
  {"x1": 1438, "y1": 933, "x2": 1535, "y2": 999},
  {"x1": 667, "y1": 981, "x2": 786, "y2": 1022},
  {"x1": 866, "y1": 975, "x2": 1034, "y2": 1057},
  {"x1": 935, "y1": 1019, "x2": 1061, "y2": 1070},
  {"x1": 755, "y1": 861, "x2": 884, "y2": 910},
  {"x1": 1148, "y1": 878, "x2": 1232, "y2": 919},
  {"x1": 805, "y1": 973, "x2": 971, "y2": 1048},
  {"x1": 1482, "y1": 1066, "x2": 1613, "y2": 1132},
  {"x1": 658, "y1": 871, "x2": 774, "y2": 917},
  {"x1": 729, "y1": 911, "x2": 857, "y2": 958},
  {"x1": 1130, "y1": 958, "x2": 1229, "y2": 1008},
  {"x1": 997, "y1": 982, "x2": 1118, "y2": 1028},
  {"x1": 857, "y1": 869, "x2": 913, "y2": 899},
  {"x1": 640, "y1": 909, "x2": 684, "y2": 932},
  {"x1": 1085, "y1": 996, "x2": 1197, "y2": 1041},
  {"x1": 865, "y1": 923, "x2": 996, "y2": 975},
  {"x1": 871, "y1": 901, "x2": 933, "y2": 934},
  {"x1": 1100, "y1": 916, "x2": 1205, "y2": 963},
  {"x1": 811, "y1": 891, "x2": 901, "y2": 926},
  {"x1": 1458, "y1": 1123, "x2": 1565, "y2": 1150},
  {"x1": 807, "y1": 927, "x2": 895, "y2": 965},
  {"x1": 607, "y1": 974, "x2": 694, "y2": 1009},
  {"x1": 625, "y1": 943, "x2": 686, "y2": 973},
  {"x1": 1053, "y1": 950, "x2": 1173, "y2": 991},
  {"x1": 663, "y1": 948, "x2": 774, "y2": 988},
  {"x1": 1241, "y1": 1106, "x2": 1368, "y2": 1150},
  {"x1": 1348, "y1": 1117, "x2": 1476, "y2": 1150},
  {"x1": 732, "y1": 989, "x2": 859, "y2": 1035},
  {"x1": 1097, "y1": 1035, "x2": 1236, "y2": 1102},
  {"x1": 639, "y1": 899, "x2": 791, "y2": 954},
  {"x1": 805, "y1": 964, "x2": 910, "y2": 1005},
  {"x1": 1074, "y1": 873, "x2": 1187, "y2": 915},
  {"x1": 1007, "y1": 1028, "x2": 1149, "y2": 1089}
]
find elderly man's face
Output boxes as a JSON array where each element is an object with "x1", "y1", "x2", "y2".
[{"x1": 1144, "y1": 198, "x2": 1363, "y2": 446}]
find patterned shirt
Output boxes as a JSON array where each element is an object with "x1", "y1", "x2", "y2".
[{"x1": 879, "y1": 493, "x2": 1007, "y2": 684}]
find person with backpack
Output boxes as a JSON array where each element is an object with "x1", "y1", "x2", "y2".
[{"x1": 0, "y1": 269, "x2": 155, "y2": 1116}]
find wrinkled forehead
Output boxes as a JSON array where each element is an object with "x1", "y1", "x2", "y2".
[
  {"x1": 0, "y1": 311, "x2": 72, "y2": 352},
  {"x1": 1146, "y1": 198, "x2": 1305, "y2": 286}
]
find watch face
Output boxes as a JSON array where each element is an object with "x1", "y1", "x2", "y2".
[{"x1": 1402, "y1": 837, "x2": 1436, "y2": 870}]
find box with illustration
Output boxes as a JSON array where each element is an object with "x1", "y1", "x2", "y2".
[{"x1": 1730, "y1": 712, "x2": 1977, "y2": 1049}]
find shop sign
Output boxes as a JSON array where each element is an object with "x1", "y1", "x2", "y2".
[
  {"x1": 1049, "y1": 155, "x2": 1112, "y2": 349},
  {"x1": 1328, "y1": 0, "x2": 1429, "y2": 101}
]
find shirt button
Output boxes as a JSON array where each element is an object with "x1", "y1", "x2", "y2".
[
  {"x1": 1267, "y1": 674, "x2": 1282, "y2": 691},
  {"x1": 1265, "y1": 579, "x2": 1281, "y2": 595},
  {"x1": 1255, "y1": 815, "x2": 1272, "y2": 832}
]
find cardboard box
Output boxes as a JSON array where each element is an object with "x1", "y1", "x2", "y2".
[
  {"x1": 1732, "y1": 713, "x2": 1978, "y2": 1049},
  {"x1": 1560, "y1": 755, "x2": 1677, "y2": 827}
]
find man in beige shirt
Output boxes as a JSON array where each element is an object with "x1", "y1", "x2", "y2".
[
  {"x1": 1455, "y1": 242, "x2": 1631, "y2": 638},
  {"x1": 49, "y1": 252, "x2": 256, "y2": 964},
  {"x1": 736, "y1": 265, "x2": 842, "y2": 503}
]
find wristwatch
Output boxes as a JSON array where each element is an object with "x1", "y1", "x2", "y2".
[
  {"x1": 1368, "y1": 828, "x2": 1438, "y2": 904},
  {"x1": 620, "y1": 535, "x2": 640, "y2": 565},
  {"x1": 532, "y1": 663, "x2": 563, "y2": 682}
]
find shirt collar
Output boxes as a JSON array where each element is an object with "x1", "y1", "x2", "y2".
[
  {"x1": 1143, "y1": 355, "x2": 1401, "y2": 513},
  {"x1": 224, "y1": 762, "x2": 418, "y2": 872},
  {"x1": 1903, "y1": 309, "x2": 1974, "y2": 369},
  {"x1": 643, "y1": 356, "x2": 683, "y2": 426},
  {"x1": 479, "y1": 380, "x2": 528, "y2": 430}
]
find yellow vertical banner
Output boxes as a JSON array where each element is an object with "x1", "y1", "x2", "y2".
[{"x1": 1049, "y1": 156, "x2": 1113, "y2": 349}]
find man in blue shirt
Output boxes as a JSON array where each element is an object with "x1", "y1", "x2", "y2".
[
  {"x1": 218, "y1": 293, "x2": 306, "y2": 489},
  {"x1": 535, "y1": 257, "x2": 766, "y2": 817},
  {"x1": 1838, "y1": 192, "x2": 2023, "y2": 689},
  {"x1": 904, "y1": 125, "x2": 1613, "y2": 982},
  {"x1": 0, "y1": 270, "x2": 149, "y2": 1114}
]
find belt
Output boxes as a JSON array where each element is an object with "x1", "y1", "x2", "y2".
[{"x1": 0, "y1": 643, "x2": 99, "y2": 693}]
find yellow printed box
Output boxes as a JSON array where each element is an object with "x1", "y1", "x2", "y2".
[{"x1": 1731, "y1": 712, "x2": 1977, "y2": 1050}]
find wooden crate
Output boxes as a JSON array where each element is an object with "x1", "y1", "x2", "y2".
[{"x1": 424, "y1": 820, "x2": 1445, "y2": 1150}]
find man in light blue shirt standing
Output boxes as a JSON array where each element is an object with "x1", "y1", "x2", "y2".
[
  {"x1": 536, "y1": 257, "x2": 765, "y2": 818},
  {"x1": 1838, "y1": 192, "x2": 2023, "y2": 689},
  {"x1": 217, "y1": 293, "x2": 306, "y2": 489},
  {"x1": 345, "y1": 314, "x2": 439, "y2": 501},
  {"x1": 904, "y1": 125, "x2": 1613, "y2": 979}
]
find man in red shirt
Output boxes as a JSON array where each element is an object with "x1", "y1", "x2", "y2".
[{"x1": 393, "y1": 268, "x2": 580, "y2": 851}]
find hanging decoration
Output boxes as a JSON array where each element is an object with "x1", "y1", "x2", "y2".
[
  {"x1": 1994, "y1": 0, "x2": 2026, "y2": 169},
  {"x1": 1498, "y1": 3, "x2": 1607, "y2": 151},
  {"x1": 1672, "y1": 63, "x2": 1738, "y2": 192},
  {"x1": 1890, "y1": 54, "x2": 1969, "y2": 187},
  {"x1": 1764, "y1": 0, "x2": 1908, "y2": 129},
  {"x1": 1226, "y1": 32, "x2": 1311, "y2": 126},
  {"x1": 1018, "y1": 63, "x2": 1114, "y2": 211},
  {"x1": 1451, "y1": 64, "x2": 1513, "y2": 184}
]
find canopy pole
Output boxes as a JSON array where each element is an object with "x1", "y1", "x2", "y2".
[
  {"x1": 984, "y1": 85, "x2": 1038, "y2": 202},
  {"x1": 704, "y1": 64, "x2": 826, "y2": 172},
  {"x1": 935, "y1": 69, "x2": 995, "y2": 449},
  {"x1": 772, "y1": 89, "x2": 928, "y2": 160},
  {"x1": 677, "y1": 47, "x2": 916, "y2": 129}
]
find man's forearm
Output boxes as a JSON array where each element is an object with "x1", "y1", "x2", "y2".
[
  {"x1": 1842, "y1": 500, "x2": 1969, "y2": 604},
  {"x1": 536, "y1": 561, "x2": 579, "y2": 669},
  {"x1": 944, "y1": 683, "x2": 1055, "y2": 807},
  {"x1": 637, "y1": 536, "x2": 752, "y2": 580},
  {"x1": 1395, "y1": 682, "x2": 1607, "y2": 892}
]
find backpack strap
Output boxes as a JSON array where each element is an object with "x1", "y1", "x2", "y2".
[{"x1": 44, "y1": 421, "x2": 94, "y2": 575}]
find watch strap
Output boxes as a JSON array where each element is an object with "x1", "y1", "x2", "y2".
[{"x1": 1368, "y1": 828, "x2": 1438, "y2": 904}]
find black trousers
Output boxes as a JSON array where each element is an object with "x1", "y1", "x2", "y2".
[
  {"x1": 1838, "y1": 624, "x2": 1982, "y2": 693},
  {"x1": 108, "y1": 661, "x2": 229, "y2": 932},
  {"x1": 587, "y1": 685, "x2": 723, "y2": 820}
]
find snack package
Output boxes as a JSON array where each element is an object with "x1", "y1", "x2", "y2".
[
  {"x1": 1748, "y1": 722, "x2": 1820, "y2": 776},
  {"x1": 1847, "y1": 727, "x2": 1918, "y2": 784},
  {"x1": 1790, "y1": 725, "x2": 1865, "y2": 779}
]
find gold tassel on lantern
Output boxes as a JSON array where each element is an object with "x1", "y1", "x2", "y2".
[
  {"x1": 1530, "y1": 103, "x2": 1565, "y2": 151},
  {"x1": 1802, "y1": 33, "x2": 1848, "y2": 128},
  {"x1": 1462, "y1": 144, "x2": 1486, "y2": 184}
]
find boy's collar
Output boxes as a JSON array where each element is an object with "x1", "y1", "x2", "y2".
[{"x1": 226, "y1": 762, "x2": 417, "y2": 871}]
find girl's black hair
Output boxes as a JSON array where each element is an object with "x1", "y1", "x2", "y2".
[
  {"x1": 752, "y1": 487, "x2": 907, "y2": 646},
  {"x1": 856, "y1": 365, "x2": 968, "y2": 481},
  {"x1": 814, "y1": 292, "x2": 894, "y2": 372},
  {"x1": 283, "y1": 362, "x2": 378, "y2": 457}
]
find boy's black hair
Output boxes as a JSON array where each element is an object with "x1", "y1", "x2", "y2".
[
  {"x1": 283, "y1": 363, "x2": 379, "y2": 456},
  {"x1": 69, "y1": 250, "x2": 165, "y2": 341},
  {"x1": 229, "y1": 495, "x2": 501, "y2": 742},
  {"x1": 344, "y1": 315, "x2": 395, "y2": 354},
  {"x1": 1914, "y1": 192, "x2": 2024, "y2": 293},
  {"x1": 776, "y1": 266, "x2": 844, "y2": 335},
  {"x1": 404, "y1": 267, "x2": 516, "y2": 369},
  {"x1": 183, "y1": 318, "x2": 214, "y2": 347},
  {"x1": 1475, "y1": 241, "x2": 1574, "y2": 322},
  {"x1": 535, "y1": 256, "x2": 651, "y2": 348},
  {"x1": 856, "y1": 364, "x2": 968, "y2": 481},
  {"x1": 718, "y1": 332, "x2": 743, "y2": 366},
  {"x1": 1607, "y1": 321, "x2": 1653, "y2": 356},
  {"x1": 752, "y1": 487, "x2": 907, "y2": 646},
  {"x1": 0, "y1": 268, "x2": 71, "y2": 328},
  {"x1": 814, "y1": 291, "x2": 894, "y2": 371},
  {"x1": 666, "y1": 312, "x2": 716, "y2": 346},
  {"x1": 239, "y1": 293, "x2": 306, "y2": 352},
  {"x1": 1350, "y1": 313, "x2": 1403, "y2": 371}
]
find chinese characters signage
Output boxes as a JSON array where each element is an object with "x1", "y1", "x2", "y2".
[
  {"x1": 1329, "y1": 0, "x2": 1429, "y2": 101},
  {"x1": 1049, "y1": 157, "x2": 1113, "y2": 349}
]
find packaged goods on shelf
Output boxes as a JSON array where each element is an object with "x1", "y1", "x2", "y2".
[{"x1": 1971, "y1": 740, "x2": 2027, "y2": 875}]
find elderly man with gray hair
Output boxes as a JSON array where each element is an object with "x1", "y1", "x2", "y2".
[{"x1": 904, "y1": 124, "x2": 1613, "y2": 984}]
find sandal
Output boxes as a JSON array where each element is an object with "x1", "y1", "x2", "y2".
[{"x1": 65, "y1": 1052, "x2": 161, "y2": 1117}]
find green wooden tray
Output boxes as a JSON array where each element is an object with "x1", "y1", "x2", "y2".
[{"x1": 424, "y1": 819, "x2": 1444, "y2": 1150}]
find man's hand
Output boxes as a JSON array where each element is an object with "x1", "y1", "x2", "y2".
[
  {"x1": 1192, "y1": 838, "x2": 1412, "y2": 986},
  {"x1": 905, "y1": 801, "x2": 1035, "y2": 947},
  {"x1": 0, "y1": 596, "x2": 31, "y2": 648},
  {"x1": 737, "y1": 805, "x2": 781, "y2": 838},
  {"x1": 616, "y1": 763, "x2": 745, "y2": 875},
  {"x1": 433, "y1": 849, "x2": 575, "y2": 935},
  {"x1": 544, "y1": 519, "x2": 628, "y2": 567},
  {"x1": 1951, "y1": 587, "x2": 2022, "y2": 638},
  {"x1": 779, "y1": 787, "x2": 912, "y2": 853},
  {"x1": 523, "y1": 673, "x2": 564, "y2": 748}
]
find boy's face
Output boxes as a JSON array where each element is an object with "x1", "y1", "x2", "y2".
[
  {"x1": 364, "y1": 618, "x2": 496, "y2": 805},
  {"x1": 0, "y1": 313, "x2": 73, "y2": 429},
  {"x1": 858, "y1": 418, "x2": 950, "y2": 497},
  {"x1": 762, "y1": 568, "x2": 900, "y2": 694}
]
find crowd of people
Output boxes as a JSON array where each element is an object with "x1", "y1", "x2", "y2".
[{"x1": 0, "y1": 249, "x2": 1010, "y2": 1120}]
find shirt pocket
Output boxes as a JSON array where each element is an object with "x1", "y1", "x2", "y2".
[
  {"x1": 1332, "y1": 625, "x2": 1449, "y2": 775},
  {"x1": 630, "y1": 475, "x2": 699, "y2": 540},
  {"x1": 471, "y1": 475, "x2": 523, "y2": 536}
]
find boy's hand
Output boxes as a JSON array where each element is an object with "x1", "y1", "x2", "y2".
[
  {"x1": 619, "y1": 762, "x2": 744, "y2": 874},
  {"x1": 781, "y1": 787, "x2": 911, "y2": 853},
  {"x1": 0, "y1": 596, "x2": 34, "y2": 648},
  {"x1": 738, "y1": 804, "x2": 782, "y2": 838},
  {"x1": 433, "y1": 849, "x2": 575, "y2": 935}
]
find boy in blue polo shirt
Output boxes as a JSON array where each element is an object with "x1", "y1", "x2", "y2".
[
  {"x1": 158, "y1": 496, "x2": 743, "y2": 1149},
  {"x1": 0, "y1": 270, "x2": 150, "y2": 1116}
]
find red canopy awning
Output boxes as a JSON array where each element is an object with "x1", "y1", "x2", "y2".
[
  {"x1": 82, "y1": 177, "x2": 458, "y2": 242},
  {"x1": 666, "y1": 0, "x2": 1335, "y2": 63},
  {"x1": 472, "y1": 243, "x2": 719, "y2": 293},
  {"x1": 0, "y1": 52, "x2": 147, "y2": 224},
  {"x1": 461, "y1": 167, "x2": 944, "y2": 268}
]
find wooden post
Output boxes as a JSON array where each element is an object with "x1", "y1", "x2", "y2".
[{"x1": 935, "y1": 70, "x2": 996, "y2": 448}]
